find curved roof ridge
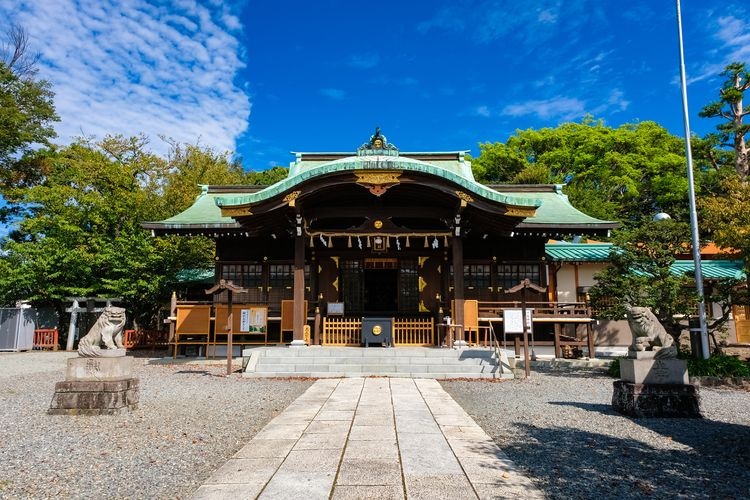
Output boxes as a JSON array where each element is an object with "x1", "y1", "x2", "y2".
[{"x1": 214, "y1": 155, "x2": 542, "y2": 209}]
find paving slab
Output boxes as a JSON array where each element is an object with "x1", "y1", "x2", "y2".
[{"x1": 192, "y1": 376, "x2": 542, "y2": 499}]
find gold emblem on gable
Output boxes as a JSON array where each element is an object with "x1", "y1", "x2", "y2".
[
  {"x1": 355, "y1": 171, "x2": 402, "y2": 197},
  {"x1": 505, "y1": 205, "x2": 537, "y2": 217},
  {"x1": 221, "y1": 206, "x2": 253, "y2": 217}
]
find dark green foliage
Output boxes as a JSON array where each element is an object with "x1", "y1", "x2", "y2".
[
  {"x1": 0, "y1": 61, "x2": 58, "y2": 187},
  {"x1": 699, "y1": 62, "x2": 750, "y2": 178},
  {"x1": 608, "y1": 357, "x2": 622, "y2": 378},
  {"x1": 472, "y1": 117, "x2": 698, "y2": 225},
  {"x1": 685, "y1": 353, "x2": 750, "y2": 378}
]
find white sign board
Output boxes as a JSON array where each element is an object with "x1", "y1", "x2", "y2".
[
  {"x1": 327, "y1": 302, "x2": 345, "y2": 316},
  {"x1": 239, "y1": 309, "x2": 251, "y2": 332},
  {"x1": 503, "y1": 308, "x2": 532, "y2": 333}
]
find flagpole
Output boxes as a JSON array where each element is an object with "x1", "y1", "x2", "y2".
[{"x1": 675, "y1": 0, "x2": 710, "y2": 359}]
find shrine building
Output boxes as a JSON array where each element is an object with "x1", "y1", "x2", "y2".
[{"x1": 144, "y1": 130, "x2": 619, "y2": 356}]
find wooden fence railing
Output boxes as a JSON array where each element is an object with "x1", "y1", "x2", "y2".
[
  {"x1": 394, "y1": 317, "x2": 434, "y2": 346},
  {"x1": 33, "y1": 328, "x2": 59, "y2": 350},
  {"x1": 322, "y1": 317, "x2": 361, "y2": 346}
]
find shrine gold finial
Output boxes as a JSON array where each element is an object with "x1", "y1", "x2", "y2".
[{"x1": 455, "y1": 191, "x2": 474, "y2": 207}]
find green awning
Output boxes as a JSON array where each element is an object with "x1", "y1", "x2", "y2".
[
  {"x1": 670, "y1": 260, "x2": 746, "y2": 280},
  {"x1": 545, "y1": 243, "x2": 614, "y2": 261}
]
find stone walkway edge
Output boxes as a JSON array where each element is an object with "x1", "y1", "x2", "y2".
[{"x1": 192, "y1": 377, "x2": 542, "y2": 500}]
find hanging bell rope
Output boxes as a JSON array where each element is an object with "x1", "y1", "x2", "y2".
[
  {"x1": 386, "y1": 236, "x2": 390, "y2": 249},
  {"x1": 405, "y1": 236, "x2": 410, "y2": 248},
  {"x1": 367, "y1": 236, "x2": 371, "y2": 247},
  {"x1": 327, "y1": 236, "x2": 333, "y2": 247},
  {"x1": 444, "y1": 235, "x2": 448, "y2": 246},
  {"x1": 424, "y1": 236, "x2": 429, "y2": 248},
  {"x1": 309, "y1": 235, "x2": 314, "y2": 246},
  {"x1": 347, "y1": 236, "x2": 352, "y2": 248}
]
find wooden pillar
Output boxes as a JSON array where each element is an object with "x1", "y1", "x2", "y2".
[
  {"x1": 452, "y1": 234, "x2": 465, "y2": 345},
  {"x1": 291, "y1": 227, "x2": 306, "y2": 346}
]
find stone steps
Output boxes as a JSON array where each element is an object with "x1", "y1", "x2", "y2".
[{"x1": 243, "y1": 347, "x2": 513, "y2": 379}]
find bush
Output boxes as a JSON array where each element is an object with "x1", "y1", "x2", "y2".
[
  {"x1": 687, "y1": 353, "x2": 750, "y2": 378},
  {"x1": 608, "y1": 357, "x2": 623, "y2": 378}
]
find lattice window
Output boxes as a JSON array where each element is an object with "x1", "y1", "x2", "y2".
[
  {"x1": 399, "y1": 260, "x2": 419, "y2": 313},
  {"x1": 341, "y1": 259, "x2": 364, "y2": 314},
  {"x1": 268, "y1": 263, "x2": 293, "y2": 307},
  {"x1": 498, "y1": 263, "x2": 542, "y2": 291},
  {"x1": 218, "y1": 263, "x2": 263, "y2": 303},
  {"x1": 464, "y1": 264, "x2": 492, "y2": 300}
]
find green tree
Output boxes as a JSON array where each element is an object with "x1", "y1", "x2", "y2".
[
  {"x1": 161, "y1": 142, "x2": 247, "y2": 212},
  {"x1": 588, "y1": 219, "x2": 738, "y2": 350},
  {"x1": 0, "y1": 137, "x2": 214, "y2": 327},
  {"x1": 0, "y1": 25, "x2": 58, "y2": 187},
  {"x1": 473, "y1": 118, "x2": 708, "y2": 225},
  {"x1": 699, "y1": 62, "x2": 750, "y2": 178}
]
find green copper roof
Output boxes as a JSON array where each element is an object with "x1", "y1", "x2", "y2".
[
  {"x1": 155, "y1": 188, "x2": 239, "y2": 228},
  {"x1": 670, "y1": 260, "x2": 746, "y2": 280},
  {"x1": 518, "y1": 187, "x2": 615, "y2": 227},
  {"x1": 546, "y1": 242, "x2": 745, "y2": 280},
  {"x1": 214, "y1": 156, "x2": 541, "y2": 209},
  {"x1": 545, "y1": 243, "x2": 614, "y2": 261}
]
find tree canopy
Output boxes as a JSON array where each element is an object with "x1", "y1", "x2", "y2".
[
  {"x1": 0, "y1": 26, "x2": 58, "y2": 185},
  {"x1": 0, "y1": 134, "x2": 288, "y2": 327},
  {"x1": 699, "y1": 62, "x2": 750, "y2": 178},
  {"x1": 472, "y1": 118, "x2": 707, "y2": 225},
  {"x1": 588, "y1": 219, "x2": 738, "y2": 349}
]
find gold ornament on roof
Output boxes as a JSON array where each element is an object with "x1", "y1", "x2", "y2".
[
  {"x1": 505, "y1": 205, "x2": 537, "y2": 217},
  {"x1": 284, "y1": 190, "x2": 301, "y2": 207},
  {"x1": 455, "y1": 191, "x2": 474, "y2": 207},
  {"x1": 221, "y1": 206, "x2": 253, "y2": 217}
]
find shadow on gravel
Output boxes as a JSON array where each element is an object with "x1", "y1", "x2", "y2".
[
  {"x1": 548, "y1": 401, "x2": 612, "y2": 414},
  {"x1": 497, "y1": 419, "x2": 750, "y2": 498},
  {"x1": 528, "y1": 369, "x2": 611, "y2": 379}
]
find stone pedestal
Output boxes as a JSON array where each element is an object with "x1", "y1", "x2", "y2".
[
  {"x1": 613, "y1": 355, "x2": 701, "y2": 418},
  {"x1": 49, "y1": 355, "x2": 139, "y2": 415},
  {"x1": 612, "y1": 380, "x2": 701, "y2": 418}
]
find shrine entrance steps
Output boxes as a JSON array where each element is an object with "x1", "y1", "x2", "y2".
[{"x1": 242, "y1": 346, "x2": 513, "y2": 379}]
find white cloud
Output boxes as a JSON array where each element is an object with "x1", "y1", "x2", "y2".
[
  {"x1": 0, "y1": 0, "x2": 250, "y2": 155},
  {"x1": 501, "y1": 97, "x2": 586, "y2": 121},
  {"x1": 688, "y1": 11, "x2": 750, "y2": 84},
  {"x1": 349, "y1": 53, "x2": 379, "y2": 69},
  {"x1": 320, "y1": 88, "x2": 346, "y2": 100},
  {"x1": 474, "y1": 105, "x2": 491, "y2": 117}
]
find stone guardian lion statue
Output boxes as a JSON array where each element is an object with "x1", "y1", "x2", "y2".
[
  {"x1": 77, "y1": 306, "x2": 127, "y2": 357},
  {"x1": 624, "y1": 305, "x2": 678, "y2": 358}
]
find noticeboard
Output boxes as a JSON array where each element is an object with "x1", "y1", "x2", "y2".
[
  {"x1": 239, "y1": 307, "x2": 267, "y2": 333},
  {"x1": 503, "y1": 308, "x2": 532, "y2": 333}
]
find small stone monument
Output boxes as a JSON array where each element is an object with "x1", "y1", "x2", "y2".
[
  {"x1": 612, "y1": 306, "x2": 700, "y2": 418},
  {"x1": 49, "y1": 306, "x2": 139, "y2": 415}
]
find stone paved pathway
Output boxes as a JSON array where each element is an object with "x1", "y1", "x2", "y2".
[{"x1": 192, "y1": 378, "x2": 542, "y2": 499}]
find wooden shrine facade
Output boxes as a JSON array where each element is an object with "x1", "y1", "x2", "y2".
[{"x1": 145, "y1": 130, "x2": 617, "y2": 350}]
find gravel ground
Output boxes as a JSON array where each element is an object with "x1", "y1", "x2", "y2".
[
  {"x1": 442, "y1": 369, "x2": 750, "y2": 500},
  {"x1": 0, "y1": 352, "x2": 312, "y2": 499}
]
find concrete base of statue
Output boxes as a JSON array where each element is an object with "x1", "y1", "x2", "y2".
[
  {"x1": 612, "y1": 353, "x2": 700, "y2": 418},
  {"x1": 49, "y1": 356, "x2": 139, "y2": 415}
]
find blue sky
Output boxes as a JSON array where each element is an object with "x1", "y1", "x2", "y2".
[{"x1": 1, "y1": 0, "x2": 749, "y2": 171}]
